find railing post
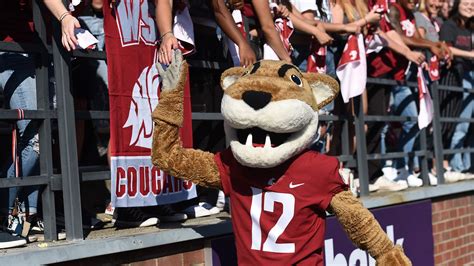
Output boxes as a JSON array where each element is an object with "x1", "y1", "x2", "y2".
[
  {"x1": 354, "y1": 95, "x2": 370, "y2": 196},
  {"x1": 51, "y1": 1, "x2": 84, "y2": 240},
  {"x1": 33, "y1": 0, "x2": 58, "y2": 241},
  {"x1": 419, "y1": 128, "x2": 430, "y2": 186},
  {"x1": 430, "y1": 81, "x2": 445, "y2": 184},
  {"x1": 341, "y1": 115, "x2": 351, "y2": 164}
]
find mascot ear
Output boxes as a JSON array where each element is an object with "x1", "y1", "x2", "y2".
[
  {"x1": 303, "y1": 73, "x2": 340, "y2": 110},
  {"x1": 221, "y1": 66, "x2": 246, "y2": 90}
]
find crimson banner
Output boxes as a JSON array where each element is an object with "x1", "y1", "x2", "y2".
[{"x1": 104, "y1": 0, "x2": 196, "y2": 207}]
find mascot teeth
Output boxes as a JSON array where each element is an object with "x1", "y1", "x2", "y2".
[
  {"x1": 245, "y1": 134, "x2": 253, "y2": 146},
  {"x1": 264, "y1": 135, "x2": 271, "y2": 148}
]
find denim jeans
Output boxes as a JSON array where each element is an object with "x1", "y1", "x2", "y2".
[
  {"x1": 449, "y1": 70, "x2": 474, "y2": 172},
  {"x1": 391, "y1": 84, "x2": 420, "y2": 171},
  {"x1": 78, "y1": 15, "x2": 108, "y2": 87},
  {"x1": 78, "y1": 15, "x2": 110, "y2": 136},
  {"x1": 0, "y1": 52, "x2": 41, "y2": 215}
]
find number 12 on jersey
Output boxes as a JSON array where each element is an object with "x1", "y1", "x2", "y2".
[{"x1": 250, "y1": 187, "x2": 296, "y2": 253}]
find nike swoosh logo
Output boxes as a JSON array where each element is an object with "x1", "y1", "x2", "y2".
[{"x1": 289, "y1": 182, "x2": 304, "y2": 189}]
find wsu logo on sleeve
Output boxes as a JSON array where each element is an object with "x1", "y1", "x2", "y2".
[
  {"x1": 123, "y1": 65, "x2": 161, "y2": 149},
  {"x1": 400, "y1": 20, "x2": 415, "y2": 37}
]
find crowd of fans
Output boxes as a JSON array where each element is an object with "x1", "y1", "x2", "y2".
[{"x1": 0, "y1": 0, "x2": 472, "y2": 250}]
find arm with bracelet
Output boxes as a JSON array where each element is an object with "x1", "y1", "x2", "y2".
[
  {"x1": 43, "y1": 0, "x2": 80, "y2": 51},
  {"x1": 156, "y1": 0, "x2": 178, "y2": 64}
]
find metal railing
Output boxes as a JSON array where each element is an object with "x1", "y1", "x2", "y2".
[{"x1": 0, "y1": 0, "x2": 472, "y2": 244}]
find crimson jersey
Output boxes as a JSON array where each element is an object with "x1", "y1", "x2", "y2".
[{"x1": 215, "y1": 148, "x2": 348, "y2": 265}]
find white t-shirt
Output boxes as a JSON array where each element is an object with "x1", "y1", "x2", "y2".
[
  {"x1": 290, "y1": 0, "x2": 332, "y2": 22},
  {"x1": 290, "y1": 0, "x2": 317, "y2": 13}
]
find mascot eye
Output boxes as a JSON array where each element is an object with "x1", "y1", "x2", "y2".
[{"x1": 290, "y1": 74, "x2": 303, "y2": 87}]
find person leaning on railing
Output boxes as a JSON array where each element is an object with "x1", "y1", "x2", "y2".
[
  {"x1": 415, "y1": 0, "x2": 474, "y2": 181},
  {"x1": 0, "y1": 0, "x2": 43, "y2": 249},
  {"x1": 327, "y1": 0, "x2": 381, "y2": 161},
  {"x1": 439, "y1": 0, "x2": 474, "y2": 179},
  {"x1": 348, "y1": 0, "x2": 428, "y2": 192},
  {"x1": 375, "y1": 0, "x2": 451, "y2": 188},
  {"x1": 0, "y1": 0, "x2": 81, "y2": 249}
]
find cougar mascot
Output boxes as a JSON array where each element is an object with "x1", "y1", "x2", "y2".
[{"x1": 152, "y1": 51, "x2": 411, "y2": 265}]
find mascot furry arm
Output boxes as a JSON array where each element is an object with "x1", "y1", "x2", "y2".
[{"x1": 152, "y1": 51, "x2": 411, "y2": 265}]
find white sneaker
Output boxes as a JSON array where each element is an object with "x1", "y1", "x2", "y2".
[
  {"x1": 412, "y1": 172, "x2": 437, "y2": 186},
  {"x1": 406, "y1": 174, "x2": 423, "y2": 187},
  {"x1": 381, "y1": 166, "x2": 398, "y2": 181},
  {"x1": 58, "y1": 231, "x2": 66, "y2": 240},
  {"x1": 443, "y1": 171, "x2": 462, "y2": 183},
  {"x1": 429, "y1": 173, "x2": 438, "y2": 186},
  {"x1": 464, "y1": 172, "x2": 474, "y2": 180},
  {"x1": 353, "y1": 179, "x2": 379, "y2": 193},
  {"x1": 339, "y1": 168, "x2": 353, "y2": 184},
  {"x1": 199, "y1": 202, "x2": 221, "y2": 215},
  {"x1": 216, "y1": 190, "x2": 226, "y2": 211},
  {"x1": 373, "y1": 175, "x2": 408, "y2": 192},
  {"x1": 339, "y1": 168, "x2": 358, "y2": 196},
  {"x1": 182, "y1": 205, "x2": 211, "y2": 218}
]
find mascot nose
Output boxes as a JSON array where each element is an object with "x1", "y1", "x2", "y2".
[{"x1": 242, "y1": 91, "x2": 272, "y2": 110}]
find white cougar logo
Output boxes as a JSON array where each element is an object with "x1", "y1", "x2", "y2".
[{"x1": 123, "y1": 65, "x2": 161, "y2": 148}]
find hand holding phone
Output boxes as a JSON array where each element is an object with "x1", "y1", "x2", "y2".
[{"x1": 74, "y1": 28, "x2": 99, "y2": 50}]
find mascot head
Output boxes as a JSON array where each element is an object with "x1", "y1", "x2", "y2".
[{"x1": 220, "y1": 60, "x2": 339, "y2": 168}]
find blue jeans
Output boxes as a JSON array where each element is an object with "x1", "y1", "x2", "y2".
[
  {"x1": 0, "y1": 52, "x2": 41, "y2": 215},
  {"x1": 391, "y1": 85, "x2": 420, "y2": 171},
  {"x1": 449, "y1": 70, "x2": 474, "y2": 172},
  {"x1": 78, "y1": 15, "x2": 108, "y2": 87},
  {"x1": 79, "y1": 15, "x2": 110, "y2": 135}
]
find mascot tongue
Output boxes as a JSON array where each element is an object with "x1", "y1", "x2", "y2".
[
  {"x1": 237, "y1": 127, "x2": 291, "y2": 148},
  {"x1": 252, "y1": 143, "x2": 268, "y2": 148}
]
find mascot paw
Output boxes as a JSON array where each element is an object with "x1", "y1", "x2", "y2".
[
  {"x1": 376, "y1": 245, "x2": 412, "y2": 266},
  {"x1": 156, "y1": 49, "x2": 188, "y2": 92}
]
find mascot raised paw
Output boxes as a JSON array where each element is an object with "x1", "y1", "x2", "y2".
[{"x1": 152, "y1": 50, "x2": 412, "y2": 265}]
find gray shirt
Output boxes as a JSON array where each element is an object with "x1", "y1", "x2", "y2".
[{"x1": 414, "y1": 12, "x2": 439, "y2": 42}]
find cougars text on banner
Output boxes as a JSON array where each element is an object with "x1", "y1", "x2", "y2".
[{"x1": 104, "y1": 0, "x2": 196, "y2": 207}]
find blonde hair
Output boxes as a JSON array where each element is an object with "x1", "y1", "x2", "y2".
[
  {"x1": 340, "y1": 0, "x2": 369, "y2": 22},
  {"x1": 418, "y1": 0, "x2": 428, "y2": 14}
]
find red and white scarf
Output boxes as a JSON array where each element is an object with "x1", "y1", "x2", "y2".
[{"x1": 336, "y1": 34, "x2": 367, "y2": 103}]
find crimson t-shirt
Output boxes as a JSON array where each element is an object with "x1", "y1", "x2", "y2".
[{"x1": 214, "y1": 148, "x2": 348, "y2": 265}]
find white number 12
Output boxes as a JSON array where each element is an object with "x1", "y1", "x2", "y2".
[{"x1": 250, "y1": 187, "x2": 295, "y2": 253}]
